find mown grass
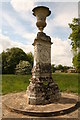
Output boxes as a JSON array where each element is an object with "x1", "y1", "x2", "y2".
[
  {"x1": 2, "y1": 74, "x2": 31, "y2": 94},
  {"x1": 2, "y1": 73, "x2": 79, "y2": 95},
  {"x1": 52, "y1": 73, "x2": 79, "y2": 94}
]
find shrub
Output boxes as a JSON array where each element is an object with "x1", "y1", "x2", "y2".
[{"x1": 15, "y1": 61, "x2": 32, "y2": 75}]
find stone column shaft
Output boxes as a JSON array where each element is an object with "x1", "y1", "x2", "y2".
[{"x1": 26, "y1": 32, "x2": 61, "y2": 105}]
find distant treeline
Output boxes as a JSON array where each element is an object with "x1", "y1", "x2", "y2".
[
  {"x1": 0, "y1": 47, "x2": 74, "y2": 74},
  {"x1": 51, "y1": 64, "x2": 74, "y2": 73}
]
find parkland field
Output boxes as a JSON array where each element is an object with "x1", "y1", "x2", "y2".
[{"x1": 2, "y1": 73, "x2": 79, "y2": 95}]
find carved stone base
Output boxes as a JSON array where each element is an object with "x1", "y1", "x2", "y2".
[
  {"x1": 26, "y1": 32, "x2": 61, "y2": 105},
  {"x1": 26, "y1": 77, "x2": 61, "y2": 105}
]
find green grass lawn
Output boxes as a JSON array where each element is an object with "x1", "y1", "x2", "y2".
[
  {"x1": 2, "y1": 74, "x2": 31, "y2": 94},
  {"x1": 52, "y1": 73, "x2": 79, "y2": 93},
  {"x1": 2, "y1": 73, "x2": 79, "y2": 95}
]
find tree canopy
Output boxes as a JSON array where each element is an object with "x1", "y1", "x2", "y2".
[
  {"x1": 51, "y1": 64, "x2": 70, "y2": 73},
  {"x1": 69, "y1": 18, "x2": 80, "y2": 52},
  {"x1": 0, "y1": 54, "x2": 2, "y2": 74},
  {"x1": 26, "y1": 52, "x2": 34, "y2": 67},
  {"x1": 56, "y1": 64, "x2": 63, "y2": 71},
  {"x1": 15, "y1": 61, "x2": 32, "y2": 75},
  {"x1": 69, "y1": 18, "x2": 80, "y2": 72},
  {"x1": 1, "y1": 47, "x2": 33, "y2": 74}
]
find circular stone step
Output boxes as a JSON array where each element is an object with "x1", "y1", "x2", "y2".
[{"x1": 2, "y1": 92, "x2": 80, "y2": 117}]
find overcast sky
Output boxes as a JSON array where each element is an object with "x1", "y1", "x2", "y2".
[{"x1": 0, "y1": 0, "x2": 78, "y2": 66}]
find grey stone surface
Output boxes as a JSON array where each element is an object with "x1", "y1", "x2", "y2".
[
  {"x1": 26, "y1": 32, "x2": 61, "y2": 105},
  {"x1": 26, "y1": 6, "x2": 61, "y2": 105},
  {"x1": 2, "y1": 92, "x2": 79, "y2": 118}
]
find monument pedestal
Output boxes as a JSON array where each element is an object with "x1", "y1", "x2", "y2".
[{"x1": 26, "y1": 32, "x2": 61, "y2": 105}]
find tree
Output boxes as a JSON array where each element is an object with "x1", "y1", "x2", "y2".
[
  {"x1": 0, "y1": 54, "x2": 2, "y2": 74},
  {"x1": 77, "y1": 52, "x2": 80, "y2": 72},
  {"x1": 26, "y1": 52, "x2": 34, "y2": 67},
  {"x1": 56, "y1": 64, "x2": 63, "y2": 71},
  {"x1": 69, "y1": 18, "x2": 80, "y2": 52},
  {"x1": 63, "y1": 66, "x2": 69, "y2": 72},
  {"x1": 51, "y1": 64, "x2": 56, "y2": 73},
  {"x1": 72, "y1": 52, "x2": 80, "y2": 72},
  {"x1": 2, "y1": 47, "x2": 27, "y2": 74},
  {"x1": 69, "y1": 18, "x2": 80, "y2": 72},
  {"x1": 15, "y1": 61, "x2": 32, "y2": 75}
]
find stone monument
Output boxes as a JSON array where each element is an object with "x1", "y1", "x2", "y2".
[{"x1": 26, "y1": 6, "x2": 61, "y2": 105}]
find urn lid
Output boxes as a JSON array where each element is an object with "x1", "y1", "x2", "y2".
[{"x1": 32, "y1": 6, "x2": 51, "y2": 17}]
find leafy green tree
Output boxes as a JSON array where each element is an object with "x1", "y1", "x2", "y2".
[
  {"x1": 56, "y1": 64, "x2": 63, "y2": 71},
  {"x1": 26, "y1": 52, "x2": 34, "y2": 67},
  {"x1": 72, "y1": 54, "x2": 77, "y2": 69},
  {"x1": 72, "y1": 52, "x2": 80, "y2": 72},
  {"x1": 2, "y1": 47, "x2": 27, "y2": 74},
  {"x1": 0, "y1": 54, "x2": 2, "y2": 74},
  {"x1": 63, "y1": 66, "x2": 70, "y2": 72},
  {"x1": 51, "y1": 64, "x2": 56, "y2": 73},
  {"x1": 69, "y1": 18, "x2": 80, "y2": 52},
  {"x1": 15, "y1": 61, "x2": 32, "y2": 75},
  {"x1": 69, "y1": 18, "x2": 80, "y2": 72}
]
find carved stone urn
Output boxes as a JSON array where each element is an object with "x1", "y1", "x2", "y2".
[
  {"x1": 32, "y1": 6, "x2": 51, "y2": 32},
  {"x1": 26, "y1": 6, "x2": 61, "y2": 105}
]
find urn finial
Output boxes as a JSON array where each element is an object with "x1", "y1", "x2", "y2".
[{"x1": 32, "y1": 6, "x2": 51, "y2": 32}]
